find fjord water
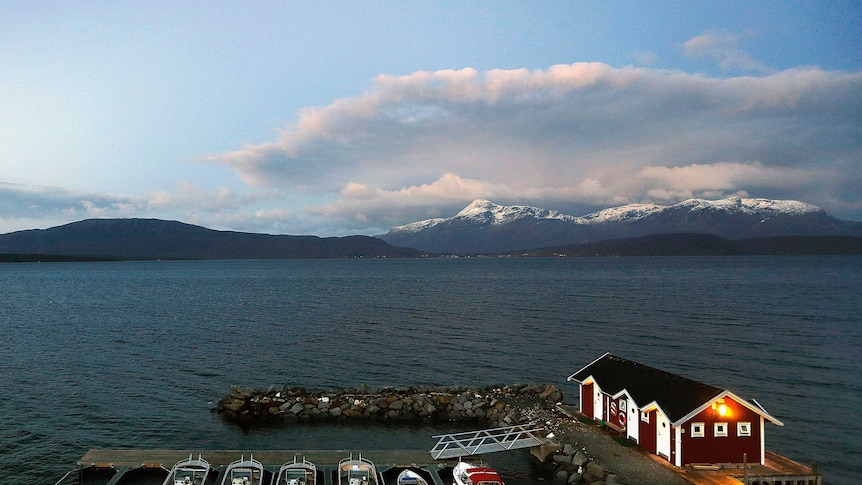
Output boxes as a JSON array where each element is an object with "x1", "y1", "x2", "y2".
[{"x1": 1, "y1": 257, "x2": 860, "y2": 484}]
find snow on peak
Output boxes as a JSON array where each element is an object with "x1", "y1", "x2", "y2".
[
  {"x1": 676, "y1": 197, "x2": 822, "y2": 215},
  {"x1": 392, "y1": 217, "x2": 448, "y2": 234},
  {"x1": 581, "y1": 203, "x2": 666, "y2": 223},
  {"x1": 388, "y1": 196, "x2": 823, "y2": 234},
  {"x1": 455, "y1": 198, "x2": 575, "y2": 224}
]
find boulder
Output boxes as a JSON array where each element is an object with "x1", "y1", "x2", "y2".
[
  {"x1": 552, "y1": 454, "x2": 573, "y2": 466},
  {"x1": 567, "y1": 470, "x2": 583, "y2": 484},
  {"x1": 343, "y1": 408, "x2": 363, "y2": 418},
  {"x1": 586, "y1": 462, "x2": 605, "y2": 479},
  {"x1": 553, "y1": 469, "x2": 569, "y2": 485},
  {"x1": 572, "y1": 451, "x2": 590, "y2": 466},
  {"x1": 289, "y1": 403, "x2": 305, "y2": 415}
]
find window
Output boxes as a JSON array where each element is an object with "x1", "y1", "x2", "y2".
[
  {"x1": 641, "y1": 411, "x2": 649, "y2": 423},
  {"x1": 691, "y1": 422, "x2": 705, "y2": 437},
  {"x1": 714, "y1": 422, "x2": 728, "y2": 437},
  {"x1": 737, "y1": 422, "x2": 751, "y2": 437}
]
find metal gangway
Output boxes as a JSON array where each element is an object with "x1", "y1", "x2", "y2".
[{"x1": 429, "y1": 423, "x2": 547, "y2": 460}]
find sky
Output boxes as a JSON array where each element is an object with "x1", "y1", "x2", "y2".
[{"x1": 1, "y1": 1, "x2": 861, "y2": 236}]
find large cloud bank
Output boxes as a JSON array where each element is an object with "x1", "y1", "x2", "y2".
[{"x1": 208, "y1": 62, "x2": 862, "y2": 230}]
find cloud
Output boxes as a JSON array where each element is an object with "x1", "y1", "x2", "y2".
[
  {"x1": 0, "y1": 181, "x2": 298, "y2": 235},
  {"x1": 682, "y1": 29, "x2": 769, "y2": 72},
  {"x1": 203, "y1": 62, "x2": 862, "y2": 228},
  {"x1": 6, "y1": 62, "x2": 861, "y2": 236},
  {"x1": 637, "y1": 162, "x2": 822, "y2": 201}
]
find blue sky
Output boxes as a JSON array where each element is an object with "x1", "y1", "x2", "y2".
[{"x1": 2, "y1": 1, "x2": 860, "y2": 235}]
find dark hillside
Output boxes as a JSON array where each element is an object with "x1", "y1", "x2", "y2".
[
  {"x1": 513, "y1": 234, "x2": 862, "y2": 257},
  {"x1": 0, "y1": 219, "x2": 423, "y2": 260}
]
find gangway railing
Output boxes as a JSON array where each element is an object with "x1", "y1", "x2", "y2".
[{"x1": 429, "y1": 423, "x2": 546, "y2": 460}]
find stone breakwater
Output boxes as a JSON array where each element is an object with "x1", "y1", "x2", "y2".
[
  {"x1": 215, "y1": 383, "x2": 565, "y2": 426},
  {"x1": 214, "y1": 384, "x2": 636, "y2": 484}
]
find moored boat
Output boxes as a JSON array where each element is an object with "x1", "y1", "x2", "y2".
[
  {"x1": 452, "y1": 461, "x2": 504, "y2": 485},
  {"x1": 338, "y1": 454, "x2": 379, "y2": 485},
  {"x1": 220, "y1": 455, "x2": 265, "y2": 485},
  {"x1": 396, "y1": 469, "x2": 428, "y2": 485},
  {"x1": 273, "y1": 456, "x2": 317, "y2": 485},
  {"x1": 164, "y1": 454, "x2": 211, "y2": 485}
]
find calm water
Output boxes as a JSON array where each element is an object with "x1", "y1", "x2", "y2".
[{"x1": 1, "y1": 257, "x2": 860, "y2": 484}]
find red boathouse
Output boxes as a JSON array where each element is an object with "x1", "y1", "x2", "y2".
[{"x1": 567, "y1": 353, "x2": 784, "y2": 467}]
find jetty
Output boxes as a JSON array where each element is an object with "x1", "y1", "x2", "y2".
[
  {"x1": 58, "y1": 444, "x2": 555, "y2": 485},
  {"x1": 63, "y1": 449, "x2": 455, "y2": 485}
]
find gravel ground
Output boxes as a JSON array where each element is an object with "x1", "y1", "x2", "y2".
[{"x1": 534, "y1": 406, "x2": 692, "y2": 485}]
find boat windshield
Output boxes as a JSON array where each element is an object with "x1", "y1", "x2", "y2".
[
  {"x1": 175, "y1": 468, "x2": 204, "y2": 483},
  {"x1": 231, "y1": 470, "x2": 256, "y2": 485},
  {"x1": 346, "y1": 471, "x2": 369, "y2": 485}
]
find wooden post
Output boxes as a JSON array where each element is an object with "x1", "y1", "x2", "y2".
[{"x1": 743, "y1": 452, "x2": 748, "y2": 485}]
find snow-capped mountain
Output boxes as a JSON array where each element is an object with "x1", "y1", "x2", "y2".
[{"x1": 379, "y1": 197, "x2": 860, "y2": 253}]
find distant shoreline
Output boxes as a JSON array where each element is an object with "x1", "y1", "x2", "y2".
[{"x1": 0, "y1": 254, "x2": 117, "y2": 263}]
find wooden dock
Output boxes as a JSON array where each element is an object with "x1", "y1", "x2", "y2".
[
  {"x1": 78, "y1": 449, "x2": 443, "y2": 468},
  {"x1": 680, "y1": 451, "x2": 821, "y2": 485},
  {"x1": 61, "y1": 450, "x2": 459, "y2": 485}
]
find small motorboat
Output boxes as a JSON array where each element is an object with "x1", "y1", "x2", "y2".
[
  {"x1": 163, "y1": 454, "x2": 211, "y2": 485},
  {"x1": 452, "y1": 461, "x2": 504, "y2": 485},
  {"x1": 396, "y1": 469, "x2": 429, "y2": 485},
  {"x1": 219, "y1": 455, "x2": 265, "y2": 485},
  {"x1": 338, "y1": 454, "x2": 379, "y2": 485},
  {"x1": 273, "y1": 456, "x2": 317, "y2": 485}
]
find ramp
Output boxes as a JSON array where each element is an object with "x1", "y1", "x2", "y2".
[{"x1": 429, "y1": 423, "x2": 546, "y2": 460}]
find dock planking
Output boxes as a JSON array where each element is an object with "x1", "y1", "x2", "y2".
[{"x1": 79, "y1": 449, "x2": 451, "y2": 467}]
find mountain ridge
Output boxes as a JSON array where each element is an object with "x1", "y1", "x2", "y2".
[
  {"x1": 379, "y1": 197, "x2": 862, "y2": 253},
  {"x1": 0, "y1": 218, "x2": 423, "y2": 260}
]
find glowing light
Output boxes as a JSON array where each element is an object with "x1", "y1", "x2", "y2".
[{"x1": 718, "y1": 404, "x2": 727, "y2": 416}]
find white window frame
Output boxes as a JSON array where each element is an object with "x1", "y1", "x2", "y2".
[
  {"x1": 691, "y1": 422, "x2": 705, "y2": 438},
  {"x1": 737, "y1": 422, "x2": 751, "y2": 437},
  {"x1": 641, "y1": 410, "x2": 649, "y2": 423},
  {"x1": 714, "y1": 422, "x2": 728, "y2": 437}
]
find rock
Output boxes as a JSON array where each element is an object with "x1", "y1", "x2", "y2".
[
  {"x1": 572, "y1": 451, "x2": 590, "y2": 466},
  {"x1": 220, "y1": 398, "x2": 245, "y2": 412},
  {"x1": 553, "y1": 454, "x2": 573, "y2": 466},
  {"x1": 520, "y1": 384, "x2": 542, "y2": 394},
  {"x1": 553, "y1": 469, "x2": 569, "y2": 485},
  {"x1": 586, "y1": 462, "x2": 605, "y2": 479},
  {"x1": 343, "y1": 408, "x2": 363, "y2": 418},
  {"x1": 230, "y1": 385, "x2": 253, "y2": 398},
  {"x1": 567, "y1": 470, "x2": 583, "y2": 483}
]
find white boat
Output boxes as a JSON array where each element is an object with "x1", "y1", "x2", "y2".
[
  {"x1": 273, "y1": 456, "x2": 317, "y2": 485},
  {"x1": 163, "y1": 454, "x2": 211, "y2": 485},
  {"x1": 396, "y1": 469, "x2": 428, "y2": 485},
  {"x1": 220, "y1": 455, "x2": 265, "y2": 485},
  {"x1": 452, "y1": 461, "x2": 504, "y2": 485},
  {"x1": 338, "y1": 454, "x2": 379, "y2": 485}
]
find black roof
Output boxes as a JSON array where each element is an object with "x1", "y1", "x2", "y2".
[{"x1": 569, "y1": 353, "x2": 724, "y2": 423}]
